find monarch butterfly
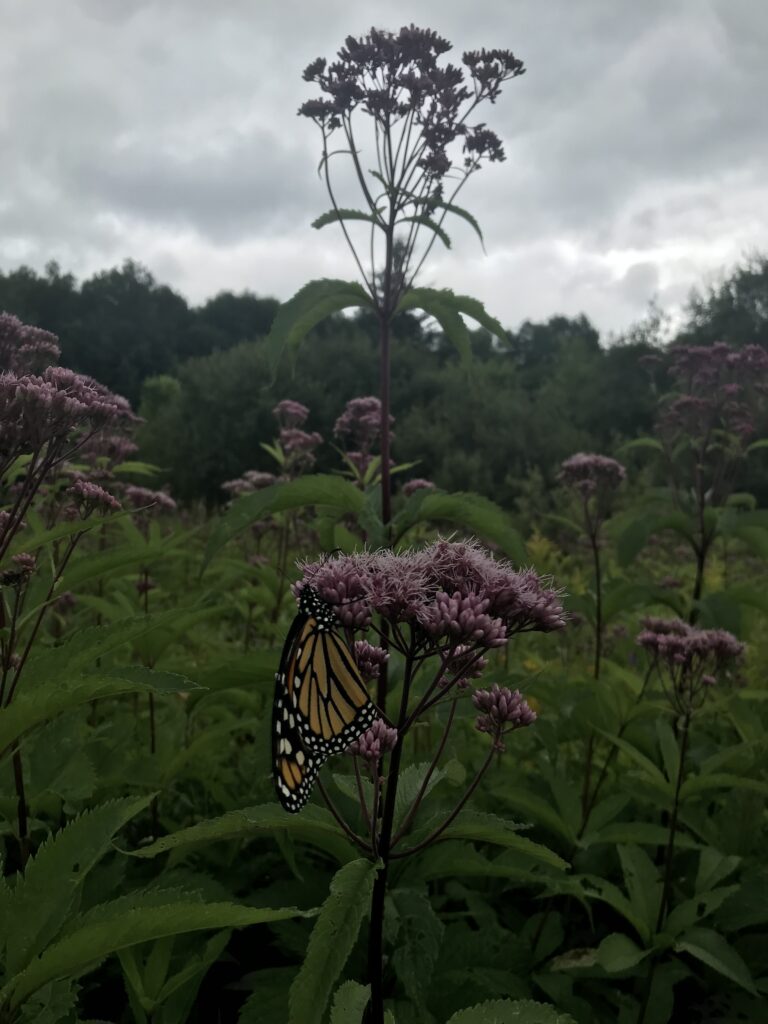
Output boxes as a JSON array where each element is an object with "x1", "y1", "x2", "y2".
[{"x1": 272, "y1": 584, "x2": 379, "y2": 812}]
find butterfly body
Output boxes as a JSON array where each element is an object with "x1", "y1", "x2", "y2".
[{"x1": 272, "y1": 584, "x2": 378, "y2": 812}]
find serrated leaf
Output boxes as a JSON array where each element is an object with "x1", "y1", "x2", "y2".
[
  {"x1": 329, "y1": 980, "x2": 370, "y2": 1024},
  {"x1": 393, "y1": 491, "x2": 526, "y2": 563},
  {"x1": 264, "y1": 278, "x2": 372, "y2": 376},
  {"x1": 391, "y1": 889, "x2": 444, "y2": 1006},
  {"x1": 288, "y1": 858, "x2": 377, "y2": 1024},
  {"x1": 399, "y1": 214, "x2": 451, "y2": 248},
  {"x1": 411, "y1": 811, "x2": 568, "y2": 871},
  {"x1": 312, "y1": 208, "x2": 381, "y2": 230},
  {"x1": 3, "y1": 900, "x2": 312, "y2": 1009},
  {"x1": 398, "y1": 289, "x2": 472, "y2": 364},
  {"x1": 203, "y1": 475, "x2": 366, "y2": 567},
  {"x1": 0, "y1": 796, "x2": 150, "y2": 975},
  {"x1": 0, "y1": 669, "x2": 195, "y2": 758},
  {"x1": 446, "y1": 999, "x2": 576, "y2": 1023},
  {"x1": 126, "y1": 804, "x2": 357, "y2": 864},
  {"x1": 674, "y1": 926, "x2": 757, "y2": 994},
  {"x1": 432, "y1": 200, "x2": 485, "y2": 249}
]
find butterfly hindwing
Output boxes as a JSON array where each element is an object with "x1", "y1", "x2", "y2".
[{"x1": 272, "y1": 675, "x2": 320, "y2": 813}]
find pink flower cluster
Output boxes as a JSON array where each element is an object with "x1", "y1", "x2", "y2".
[
  {"x1": 222, "y1": 470, "x2": 277, "y2": 498},
  {"x1": 473, "y1": 684, "x2": 537, "y2": 748},
  {"x1": 353, "y1": 639, "x2": 389, "y2": 681},
  {"x1": 124, "y1": 486, "x2": 177, "y2": 513},
  {"x1": 347, "y1": 718, "x2": 398, "y2": 762},
  {"x1": 636, "y1": 616, "x2": 744, "y2": 712},
  {"x1": 298, "y1": 538, "x2": 566, "y2": 646},
  {"x1": 0, "y1": 313, "x2": 60, "y2": 374},
  {"x1": 560, "y1": 453, "x2": 626, "y2": 497}
]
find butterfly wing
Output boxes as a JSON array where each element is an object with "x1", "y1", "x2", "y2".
[
  {"x1": 272, "y1": 612, "x2": 321, "y2": 813},
  {"x1": 290, "y1": 623, "x2": 379, "y2": 757},
  {"x1": 272, "y1": 682, "x2": 320, "y2": 813},
  {"x1": 272, "y1": 585, "x2": 378, "y2": 813}
]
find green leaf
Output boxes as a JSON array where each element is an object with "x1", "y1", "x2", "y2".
[
  {"x1": 576, "y1": 875, "x2": 647, "y2": 941},
  {"x1": 723, "y1": 524, "x2": 768, "y2": 558},
  {"x1": 617, "y1": 845, "x2": 662, "y2": 939},
  {"x1": 656, "y1": 718, "x2": 681, "y2": 783},
  {"x1": 680, "y1": 772, "x2": 768, "y2": 801},
  {"x1": 288, "y1": 858, "x2": 378, "y2": 1024},
  {"x1": 238, "y1": 967, "x2": 296, "y2": 1024},
  {"x1": 498, "y1": 789, "x2": 576, "y2": 845},
  {"x1": 397, "y1": 289, "x2": 472, "y2": 365},
  {"x1": 312, "y1": 208, "x2": 381, "y2": 230},
  {"x1": 399, "y1": 214, "x2": 451, "y2": 248},
  {"x1": 3, "y1": 900, "x2": 312, "y2": 1009},
  {"x1": 390, "y1": 889, "x2": 444, "y2": 1006},
  {"x1": 446, "y1": 999, "x2": 577, "y2": 1023},
  {"x1": 595, "y1": 933, "x2": 650, "y2": 972},
  {"x1": 329, "y1": 981, "x2": 370, "y2": 1024},
  {"x1": 126, "y1": 804, "x2": 357, "y2": 864},
  {"x1": 0, "y1": 668, "x2": 195, "y2": 758},
  {"x1": 674, "y1": 926, "x2": 757, "y2": 994},
  {"x1": 393, "y1": 491, "x2": 526, "y2": 563},
  {"x1": 593, "y1": 729, "x2": 669, "y2": 791},
  {"x1": 696, "y1": 848, "x2": 741, "y2": 893},
  {"x1": 264, "y1": 278, "x2": 372, "y2": 376},
  {"x1": 431, "y1": 200, "x2": 485, "y2": 250},
  {"x1": 746, "y1": 438, "x2": 768, "y2": 455},
  {"x1": 415, "y1": 811, "x2": 568, "y2": 871},
  {"x1": 664, "y1": 886, "x2": 740, "y2": 939},
  {"x1": 204, "y1": 475, "x2": 367, "y2": 568},
  {"x1": 618, "y1": 437, "x2": 664, "y2": 456},
  {"x1": 586, "y1": 822, "x2": 700, "y2": 851},
  {"x1": 617, "y1": 511, "x2": 695, "y2": 566},
  {"x1": 0, "y1": 797, "x2": 150, "y2": 974}
]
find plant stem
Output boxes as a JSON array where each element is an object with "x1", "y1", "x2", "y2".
[
  {"x1": 367, "y1": 650, "x2": 414, "y2": 1024},
  {"x1": 581, "y1": 519, "x2": 603, "y2": 821},
  {"x1": 11, "y1": 745, "x2": 29, "y2": 866},
  {"x1": 656, "y1": 710, "x2": 691, "y2": 931}
]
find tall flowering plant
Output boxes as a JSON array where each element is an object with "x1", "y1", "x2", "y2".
[
  {"x1": 559, "y1": 452, "x2": 625, "y2": 822},
  {"x1": 295, "y1": 539, "x2": 564, "y2": 1022},
  {"x1": 628, "y1": 342, "x2": 768, "y2": 613},
  {"x1": 0, "y1": 313, "x2": 133, "y2": 863},
  {"x1": 267, "y1": 26, "x2": 524, "y2": 528}
]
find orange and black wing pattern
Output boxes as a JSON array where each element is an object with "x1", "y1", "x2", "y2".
[{"x1": 272, "y1": 585, "x2": 378, "y2": 812}]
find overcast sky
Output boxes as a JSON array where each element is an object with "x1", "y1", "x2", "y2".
[{"x1": 1, "y1": 0, "x2": 766, "y2": 337}]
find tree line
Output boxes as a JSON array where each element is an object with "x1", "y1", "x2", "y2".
[{"x1": 1, "y1": 254, "x2": 766, "y2": 510}]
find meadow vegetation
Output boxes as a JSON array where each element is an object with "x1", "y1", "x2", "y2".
[{"x1": 1, "y1": 23, "x2": 768, "y2": 1024}]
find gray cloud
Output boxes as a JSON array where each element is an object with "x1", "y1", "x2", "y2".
[{"x1": 1, "y1": 0, "x2": 766, "y2": 334}]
